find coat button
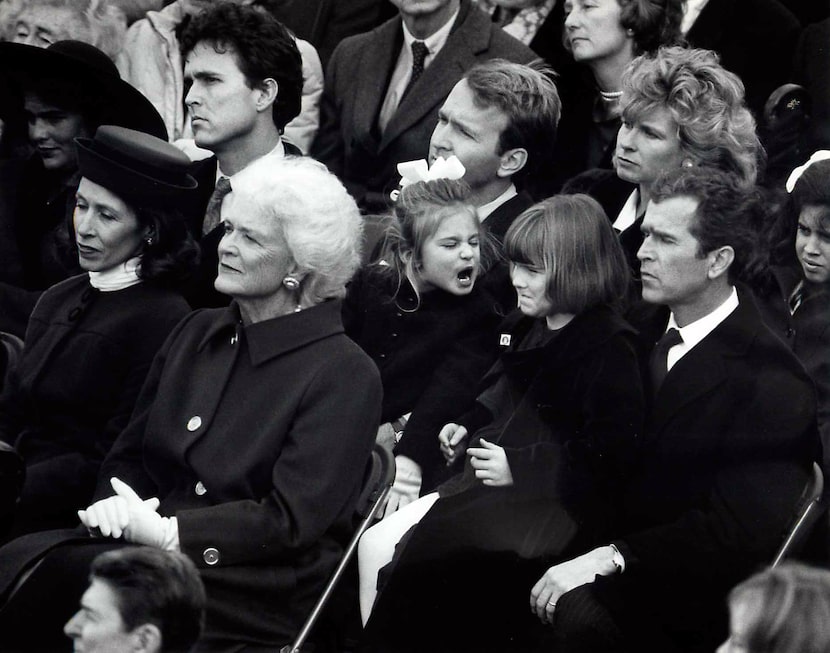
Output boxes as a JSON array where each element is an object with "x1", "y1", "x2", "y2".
[
  {"x1": 195, "y1": 481, "x2": 207, "y2": 496},
  {"x1": 187, "y1": 416, "x2": 202, "y2": 431},
  {"x1": 203, "y1": 547, "x2": 220, "y2": 566}
]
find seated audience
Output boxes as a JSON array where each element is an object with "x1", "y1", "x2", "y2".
[
  {"x1": 0, "y1": 155, "x2": 381, "y2": 652},
  {"x1": 0, "y1": 125, "x2": 197, "y2": 540},
  {"x1": 343, "y1": 177, "x2": 502, "y2": 499},
  {"x1": 117, "y1": 0, "x2": 324, "y2": 151},
  {"x1": 718, "y1": 562, "x2": 830, "y2": 653},
  {"x1": 0, "y1": 40, "x2": 166, "y2": 337},
  {"x1": 547, "y1": 0, "x2": 684, "y2": 193},
  {"x1": 5, "y1": 0, "x2": 127, "y2": 60},
  {"x1": 311, "y1": 0, "x2": 536, "y2": 212},
  {"x1": 565, "y1": 46, "x2": 760, "y2": 274},
  {"x1": 357, "y1": 194, "x2": 643, "y2": 652},
  {"x1": 65, "y1": 547, "x2": 205, "y2": 653},
  {"x1": 755, "y1": 151, "x2": 830, "y2": 477},
  {"x1": 533, "y1": 168, "x2": 817, "y2": 653}
]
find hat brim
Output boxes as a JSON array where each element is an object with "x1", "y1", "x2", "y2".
[
  {"x1": 76, "y1": 136, "x2": 197, "y2": 209},
  {"x1": 0, "y1": 42, "x2": 167, "y2": 141}
]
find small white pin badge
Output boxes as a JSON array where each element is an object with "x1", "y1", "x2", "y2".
[{"x1": 499, "y1": 334, "x2": 512, "y2": 346}]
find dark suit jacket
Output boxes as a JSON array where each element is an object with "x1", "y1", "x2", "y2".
[
  {"x1": 598, "y1": 289, "x2": 818, "y2": 650},
  {"x1": 686, "y1": 0, "x2": 801, "y2": 116},
  {"x1": 311, "y1": 0, "x2": 537, "y2": 211}
]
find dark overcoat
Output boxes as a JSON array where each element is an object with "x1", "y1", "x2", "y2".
[
  {"x1": 0, "y1": 274, "x2": 189, "y2": 538},
  {"x1": 342, "y1": 268, "x2": 502, "y2": 491},
  {"x1": 0, "y1": 300, "x2": 382, "y2": 650},
  {"x1": 569, "y1": 290, "x2": 820, "y2": 652},
  {"x1": 360, "y1": 304, "x2": 645, "y2": 653}
]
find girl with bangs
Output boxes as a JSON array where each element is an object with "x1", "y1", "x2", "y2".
[
  {"x1": 343, "y1": 179, "x2": 503, "y2": 508},
  {"x1": 356, "y1": 194, "x2": 645, "y2": 653}
]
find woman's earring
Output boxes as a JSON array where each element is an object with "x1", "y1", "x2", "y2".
[
  {"x1": 626, "y1": 28, "x2": 634, "y2": 36},
  {"x1": 682, "y1": 159, "x2": 695, "y2": 169},
  {"x1": 145, "y1": 236, "x2": 154, "y2": 246},
  {"x1": 283, "y1": 276, "x2": 300, "y2": 290}
]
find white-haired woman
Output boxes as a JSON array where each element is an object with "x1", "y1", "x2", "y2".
[{"x1": 0, "y1": 156, "x2": 382, "y2": 651}]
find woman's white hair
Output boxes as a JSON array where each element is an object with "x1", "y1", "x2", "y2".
[{"x1": 230, "y1": 156, "x2": 363, "y2": 305}]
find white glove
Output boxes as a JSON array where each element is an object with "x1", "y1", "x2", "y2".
[
  {"x1": 382, "y1": 456, "x2": 422, "y2": 518},
  {"x1": 79, "y1": 478, "x2": 179, "y2": 550}
]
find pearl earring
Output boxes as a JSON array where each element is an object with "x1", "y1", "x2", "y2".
[
  {"x1": 682, "y1": 159, "x2": 695, "y2": 169},
  {"x1": 283, "y1": 276, "x2": 300, "y2": 290}
]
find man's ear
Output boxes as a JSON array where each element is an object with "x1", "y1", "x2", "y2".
[
  {"x1": 255, "y1": 77, "x2": 279, "y2": 113},
  {"x1": 497, "y1": 147, "x2": 528, "y2": 179},
  {"x1": 707, "y1": 245, "x2": 734, "y2": 280},
  {"x1": 131, "y1": 623, "x2": 162, "y2": 653}
]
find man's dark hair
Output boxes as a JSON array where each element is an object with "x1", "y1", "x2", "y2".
[
  {"x1": 179, "y1": 2, "x2": 302, "y2": 132},
  {"x1": 90, "y1": 547, "x2": 206, "y2": 653},
  {"x1": 651, "y1": 167, "x2": 765, "y2": 283}
]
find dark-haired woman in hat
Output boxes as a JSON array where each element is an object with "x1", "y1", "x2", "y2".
[
  {"x1": 0, "y1": 40, "x2": 167, "y2": 338},
  {"x1": 0, "y1": 125, "x2": 197, "y2": 541}
]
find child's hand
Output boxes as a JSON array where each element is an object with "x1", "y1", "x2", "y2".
[
  {"x1": 438, "y1": 423, "x2": 468, "y2": 465},
  {"x1": 467, "y1": 439, "x2": 513, "y2": 487}
]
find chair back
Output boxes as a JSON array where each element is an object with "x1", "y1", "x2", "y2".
[
  {"x1": 771, "y1": 462, "x2": 825, "y2": 568},
  {"x1": 281, "y1": 443, "x2": 396, "y2": 653}
]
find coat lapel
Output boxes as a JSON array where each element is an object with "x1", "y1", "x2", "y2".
[
  {"x1": 650, "y1": 293, "x2": 756, "y2": 434},
  {"x1": 379, "y1": 0, "x2": 489, "y2": 150},
  {"x1": 353, "y1": 19, "x2": 402, "y2": 153}
]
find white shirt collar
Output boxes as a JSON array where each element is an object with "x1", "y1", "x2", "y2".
[
  {"x1": 478, "y1": 184, "x2": 518, "y2": 221},
  {"x1": 216, "y1": 140, "x2": 285, "y2": 183},
  {"x1": 613, "y1": 189, "x2": 640, "y2": 232},
  {"x1": 401, "y1": 7, "x2": 459, "y2": 56},
  {"x1": 665, "y1": 286, "x2": 739, "y2": 370},
  {"x1": 681, "y1": 0, "x2": 711, "y2": 33}
]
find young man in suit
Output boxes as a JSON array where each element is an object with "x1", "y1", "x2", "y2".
[
  {"x1": 527, "y1": 167, "x2": 818, "y2": 652},
  {"x1": 178, "y1": 2, "x2": 304, "y2": 307},
  {"x1": 428, "y1": 58, "x2": 560, "y2": 241},
  {"x1": 64, "y1": 547, "x2": 205, "y2": 653},
  {"x1": 311, "y1": 0, "x2": 536, "y2": 212}
]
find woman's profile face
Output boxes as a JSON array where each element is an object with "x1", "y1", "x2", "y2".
[
  {"x1": 796, "y1": 204, "x2": 830, "y2": 285},
  {"x1": 74, "y1": 178, "x2": 147, "y2": 272},
  {"x1": 415, "y1": 207, "x2": 480, "y2": 296},
  {"x1": 563, "y1": 0, "x2": 632, "y2": 66},
  {"x1": 613, "y1": 104, "x2": 684, "y2": 189},
  {"x1": 215, "y1": 193, "x2": 294, "y2": 302}
]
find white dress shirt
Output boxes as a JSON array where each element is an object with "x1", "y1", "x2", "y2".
[
  {"x1": 477, "y1": 184, "x2": 518, "y2": 222},
  {"x1": 665, "y1": 286, "x2": 739, "y2": 371}
]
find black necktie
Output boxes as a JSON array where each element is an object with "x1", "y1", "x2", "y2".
[
  {"x1": 649, "y1": 328, "x2": 683, "y2": 397},
  {"x1": 203, "y1": 176, "x2": 232, "y2": 236},
  {"x1": 400, "y1": 41, "x2": 428, "y2": 102}
]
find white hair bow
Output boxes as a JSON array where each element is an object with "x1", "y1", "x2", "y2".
[
  {"x1": 390, "y1": 156, "x2": 466, "y2": 201},
  {"x1": 786, "y1": 150, "x2": 830, "y2": 193}
]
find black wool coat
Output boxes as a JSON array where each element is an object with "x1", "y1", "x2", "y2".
[
  {"x1": 0, "y1": 275, "x2": 190, "y2": 538},
  {"x1": 343, "y1": 267, "x2": 502, "y2": 491}
]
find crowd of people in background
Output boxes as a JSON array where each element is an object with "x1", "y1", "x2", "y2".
[{"x1": 0, "y1": 0, "x2": 827, "y2": 651}]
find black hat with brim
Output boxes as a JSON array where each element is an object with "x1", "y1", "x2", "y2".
[
  {"x1": 76, "y1": 125, "x2": 197, "y2": 208},
  {"x1": 0, "y1": 40, "x2": 167, "y2": 141}
]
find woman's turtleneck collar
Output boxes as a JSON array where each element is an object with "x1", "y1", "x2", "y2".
[{"x1": 88, "y1": 257, "x2": 143, "y2": 292}]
